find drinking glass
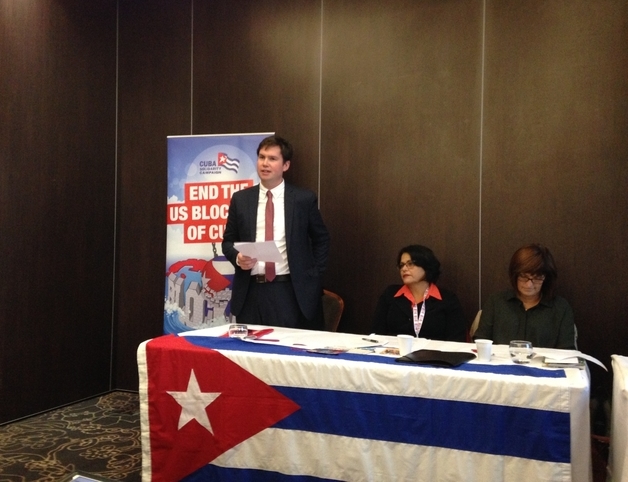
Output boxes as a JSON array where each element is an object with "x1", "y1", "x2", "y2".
[
  {"x1": 509, "y1": 340, "x2": 533, "y2": 364},
  {"x1": 228, "y1": 324, "x2": 248, "y2": 338}
]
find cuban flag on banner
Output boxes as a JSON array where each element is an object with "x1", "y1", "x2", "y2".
[
  {"x1": 138, "y1": 334, "x2": 585, "y2": 482},
  {"x1": 217, "y1": 152, "x2": 240, "y2": 173}
]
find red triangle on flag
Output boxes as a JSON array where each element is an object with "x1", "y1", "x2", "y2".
[
  {"x1": 146, "y1": 335, "x2": 300, "y2": 482},
  {"x1": 202, "y1": 260, "x2": 231, "y2": 292}
]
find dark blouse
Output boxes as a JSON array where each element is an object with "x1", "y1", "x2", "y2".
[{"x1": 473, "y1": 290, "x2": 576, "y2": 349}]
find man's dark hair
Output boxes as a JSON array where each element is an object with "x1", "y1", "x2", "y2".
[{"x1": 257, "y1": 135, "x2": 293, "y2": 163}]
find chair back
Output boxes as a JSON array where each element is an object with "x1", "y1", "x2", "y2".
[
  {"x1": 469, "y1": 310, "x2": 482, "y2": 339},
  {"x1": 322, "y1": 289, "x2": 344, "y2": 332}
]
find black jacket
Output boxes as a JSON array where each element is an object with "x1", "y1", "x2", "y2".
[{"x1": 372, "y1": 284, "x2": 467, "y2": 341}]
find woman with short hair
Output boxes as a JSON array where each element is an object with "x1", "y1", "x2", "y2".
[
  {"x1": 474, "y1": 244, "x2": 576, "y2": 349},
  {"x1": 372, "y1": 244, "x2": 467, "y2": 341}
]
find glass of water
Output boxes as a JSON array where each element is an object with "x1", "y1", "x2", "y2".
[
  {"x1": 509, "y1": 340, "x2": 534, "y2": 364},
  {"x1": 228, "y1": 324, "x2": 248, "y2": 338}
]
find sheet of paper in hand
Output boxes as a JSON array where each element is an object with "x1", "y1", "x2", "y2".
[{"x1": 395, "y1": 349, "x2": 476, "y2": 367}]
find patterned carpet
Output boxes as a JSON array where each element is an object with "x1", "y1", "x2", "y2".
[{"x1": 0, "y1": 391, "x2": 141, "y2": 482}]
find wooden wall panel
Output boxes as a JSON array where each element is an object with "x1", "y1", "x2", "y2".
[
  {"x1": 320, "y1": 0, "x2": 484, "y2": 334},
  {"x1": 482, "y1": 0, "x2": 628, "y2": 394},
  {"x1": 193, "y1": 0, "x2": 322, "y2": 193},
  {"x1": 0, "y1": 1, "x2": 117, "y2": 422},
  {"x1": 114, "y1": 0, "x2": 192, "y2": 389}
]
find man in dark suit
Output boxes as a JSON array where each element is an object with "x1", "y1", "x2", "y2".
[{"x1": 222, "y1": 136, "x2": 330, "y2": 329}]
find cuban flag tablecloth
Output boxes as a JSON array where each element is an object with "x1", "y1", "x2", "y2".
[{"x1": 137, "y1": 327, "x2": 591, "y2": 482}]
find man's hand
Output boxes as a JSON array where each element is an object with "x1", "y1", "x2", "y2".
[{"x1": 237, "y1": 253, "x2": 257, "y2": 270}]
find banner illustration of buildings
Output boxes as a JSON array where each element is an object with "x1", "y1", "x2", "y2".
[{"x1": 164, "y1": 133, "x2": 271, "y2": 334}]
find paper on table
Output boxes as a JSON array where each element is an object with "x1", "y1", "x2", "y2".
[
  {"x1": 541, "y1": 353, "x2": 607, "y2": 371},
  {"x1": 544, "y1": 356, "x2": 579, "y2": 364},
  {"x1": 235, "y1": 241, "x2": 283, "y2": 263},
  {"x1": 247, "y1": 331, "x2": 389, "y2": 351}
]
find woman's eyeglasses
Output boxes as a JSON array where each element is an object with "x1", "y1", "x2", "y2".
[
  {"x1": 518, "y1": 274, "x2": 545, "y2": 284},
  {"x1": 398, "y1": 260, "x2": 417, "y2": 270}
]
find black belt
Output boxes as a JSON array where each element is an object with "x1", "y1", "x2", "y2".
[{"x1": 253, "y1": 274, "x2": 291, "y2": 283}]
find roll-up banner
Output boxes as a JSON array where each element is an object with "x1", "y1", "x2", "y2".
[{"x1": 164, "y1": 133, "x2": 272, "y2": 334}]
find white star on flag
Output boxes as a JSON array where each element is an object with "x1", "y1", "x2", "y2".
[{"x1": 167, "y1": 369, "x2": 221, "y2": 434}]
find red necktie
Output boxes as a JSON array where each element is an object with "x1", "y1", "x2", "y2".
[{"x1": 265, "y1": 191, "x2": 276, "y2": 281}]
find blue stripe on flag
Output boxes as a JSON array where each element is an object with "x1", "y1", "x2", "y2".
[
  {"x1": 182, "y1": 336, "x2": 566, "y2": 378},
  {"x1": 182, "y1": 465, "x2": 340, "y2": 482},
  {"x1": 272, "y1": 386, "x2": 571, "y2": 463}
]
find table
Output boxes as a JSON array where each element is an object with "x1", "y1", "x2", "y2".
[
  {"x1": 137, "y1": 326, "x2": 592, "y2": 481},
  {"x1": 610, "y1": 355, "x2": 628, "y2": 481}
]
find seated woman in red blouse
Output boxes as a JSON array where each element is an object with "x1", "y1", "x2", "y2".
[{"x1": 372, "y1": 244, "x2": 467, "y2": 341}]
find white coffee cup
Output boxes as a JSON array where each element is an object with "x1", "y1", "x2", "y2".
[
  {"x1": 475, "y1": 339, "x2": 493, "y2": 362},
  {"x1": 397, "y1": 334, "x2": 415, "y2": 356}
]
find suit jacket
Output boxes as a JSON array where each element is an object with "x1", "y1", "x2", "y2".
[{"x1": 222, "y1": 183, "x2": 330, "y2": 322}]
